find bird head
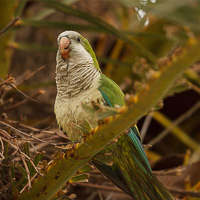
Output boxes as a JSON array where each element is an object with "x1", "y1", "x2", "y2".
[{"x1": 57, "y1": 31, "x2": 101, "y2": 71}]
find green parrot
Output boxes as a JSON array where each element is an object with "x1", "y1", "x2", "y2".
[{"x1": 54, "y1": 31, "x2": 173, "y2": 200}]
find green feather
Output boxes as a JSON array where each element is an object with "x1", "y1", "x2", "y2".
[
  {"x1": 99, "y1": 74, "x2": 124, "y2": 106},
  {"x1": 94, "y1": 74, "x2": 173, "y2": 199},
  {"x1": 81, "y1": 35, "x2": 101, "y2": 71}
]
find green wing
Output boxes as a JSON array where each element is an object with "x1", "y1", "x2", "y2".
[
  {"x1": 99, "y1": 74, "x2": 150, "y2": 168},
  {"x1": 92, "y1": 74, "x2": 173, "y2": 199},
  {"x1": 99, "y1": 74, "x2": 124, "y2": 107}
]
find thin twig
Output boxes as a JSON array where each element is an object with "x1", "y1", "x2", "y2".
[
  {"x1": 8, "y1": 120, "x2": 69, "y2": 139},
  {"x1": 1, "y1": 137, "x2": 18, "y2": 151},
  {"x1": 14, "y1": 139, "x2": 43, "y2": 186},
  {"x1": 12, "y1": 147, "x2": 19, "y2": 157},
  {"x1": 0, "y1": 76, "x2": 15, "y2": 87},
  {"x1": 78, "y1": 175, "x2": 200, "y2": 198},
  {"x1": 86, "y1": 191, "x2": 98, "y2": 200},
  {"x1": 48, "y1": 160, "x2": 53, "y2": 166},
  {"x1": 149, "y1": 101, "x2": 200, "y2": 148},
  {"x1": 0, "y1": 77, "x2": 37, "y2": 102},
  {"x1": 169, "y1": 188, "x2": 200, "y2": 197},
  {"x1": 76, "y1": 182, "x2": 123, "y2": 193},
  {"x1": 21, "y1": 154, "x2": 31, "y2": 188},
  {"x1": 1, "y1": 137, "x2": 33, "y2": 162},
  {"x1": 0, "y1": 137, "x2": 5, "y2": 161},
  {"x1": 1, "y1": 136, "x2": 43, "y2": 178},
  {"x1": 0, "y1": 128, "x2": 12, "y2": 139},
  {"x1": 0, "y1": 121, "x2": 57, "y2": 146},
  {"x1": 98, "y1": 190, "x2": 103, "y2": 200},
  {"x1": 20, "y1": 172, "x2": 38, "y2": 194},
  {"x1": 140, "y1": 113, "x2": 153, "y2": 141},
  {"x1": 105, "y1": 192, "x2": 114, "y2": 200},
  {"x1": 0, "y1": 98, "x2": 13, "y2": 109},
  {"x1": 0, "y1": 178, "x2": 15, "y2": 192},
  {"x1": 3, "y1": 90, "x2": 45, "y2": 112},
  {"x1": 186, "y1": 81, "x2": 200, "y2": 94},
  {"x1": 153, "y1": 168, "x2": 183, "y2": 176},
  {"x1": 0, "y1": 17, "x2": 19, "y2": 36},
  {"x1": 24, "y1": 155, "x2": 44, "y2": 177},
  {"x1": 14, "y1": 139, "x2": 31, "y2": 189},
  {"x1": 16, "y1": 65, "x2": 47, "y2": 86},
  {"x1": 9, "y1": 82, "x2": 38, "y2": 102},
  {"x1": 30, "y1": 142, "x2": 37, "y2": 153}
]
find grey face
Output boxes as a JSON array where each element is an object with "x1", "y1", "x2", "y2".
[{"x1": 57, "y1": 31, "x2": 92, "y2": 63}]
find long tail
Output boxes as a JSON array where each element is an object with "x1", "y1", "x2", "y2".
[{"x1": 92, "y1": 127, "x2": 173, "y2": 200}]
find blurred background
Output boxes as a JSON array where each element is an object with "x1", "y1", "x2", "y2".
[{"x1": 0, "y1": 0, "x2": 200, "y2": 199}]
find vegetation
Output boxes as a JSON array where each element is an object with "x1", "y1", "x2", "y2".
[{"x1": 0, "y1": 0, "x2": 200, "y2": 199}]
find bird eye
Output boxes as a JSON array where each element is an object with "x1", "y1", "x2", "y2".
[{"x1": 77, "y1": 38, "x2": 81, "y2": 42}]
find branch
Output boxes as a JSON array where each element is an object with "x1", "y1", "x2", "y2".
[
  {"x1": 2, "y1": 90, "x2": 45, "y2": 112},
  {"x1": 0, "y1": 121, "x2": 57, "y2": 146},
  {"x1": 8, "y1": 120, "x2": 69, "y2": 140},
  {"x1": 76, "y1": 182, "x2": 123, "y2": 193},
  {"x1": 169, "y1": 188, "x2": 200, "y2": 198},
  {"x1": 19, "y1": 37, "x2": 200, "y2": 200},
  {"x1": 0, "y1": 76, "x2": 38, "y2": 102},
  {"x1": 0, "y1": 17, "x2": 19, "y2": 36},
  {"x1": 16, "y1": 65, "x2": 47, "y2": 86}
]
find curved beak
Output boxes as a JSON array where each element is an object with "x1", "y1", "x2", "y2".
[{"x1": 59, "y1": 37, "x2": 71, "y2": 59}]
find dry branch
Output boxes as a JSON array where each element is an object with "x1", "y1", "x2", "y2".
[
  {"x1": 0, "y1": 120, "x2": 57, "y2": 146},
  {"x1": 0, "y1": 17, "x2": 19, "y2": 36}
]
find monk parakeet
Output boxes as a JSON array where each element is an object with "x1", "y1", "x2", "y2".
[{"x1": 54, "y1": 31, "x2": 173, "y2": 199}]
